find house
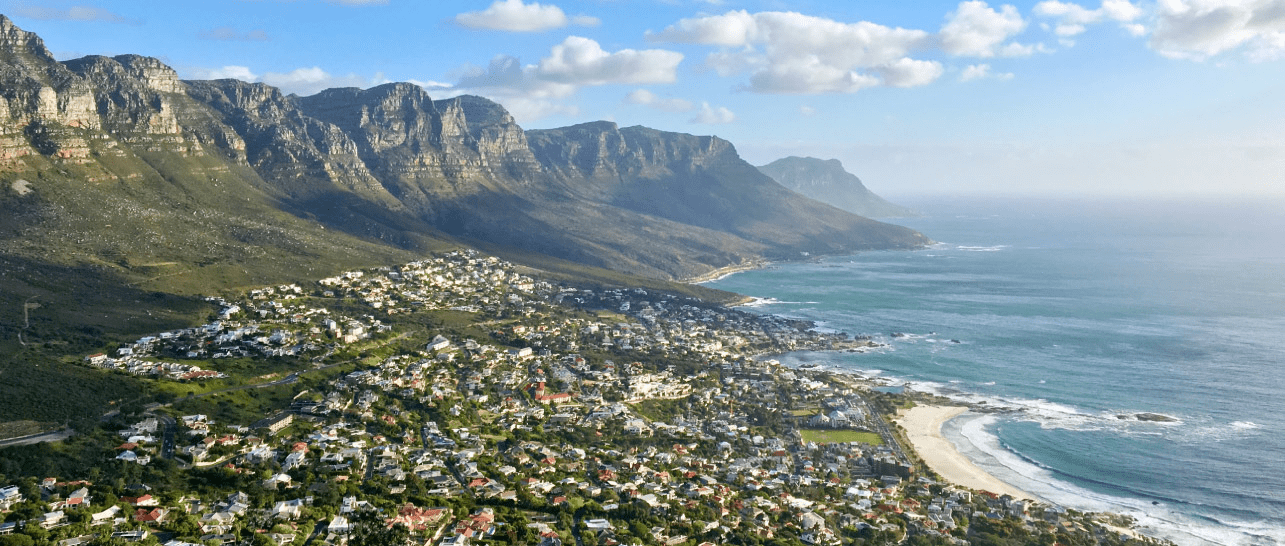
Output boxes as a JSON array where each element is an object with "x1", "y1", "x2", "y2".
[
  {"x1": 0, "y1": 486, "x2": 22, "y2": 509},
  {"x1": 387, "y1": 504, "x2": 448, "y2": 532},
  {"x1": 283, "y1": 451, "x2": 306, "y2": 471},
  {"x1": 428, "y1": 335, "x2": 451, "y2": 352},
  {"x1": 91, "y1": 506, "x2": 122, "y2": 526},
  {"x1": 251, "y1": 412, "x2": 294, "y2": 435},
  {"x1": 327, "y1": 515, "x2": 351, "y2": 535},
  {"x1": 38, "y1": 511, "x2": 67, "y2": 529},
  {"x1": 116, "y1": 450, "x2": 151, "y2": 465},
  {"x1": 122, "y1": 494, "x2": 158, "y2": 507},
  {"x1": 134, "y1": 508, "x2": 168, "y2": 524},
  {"x1": 111, "y1": 530, "x2": 149, "y2": 542},
  {"x1": 272, "y1": 499, "x2": 307, "y2": 520}
]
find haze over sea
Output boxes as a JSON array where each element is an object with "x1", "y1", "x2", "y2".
[{"x1": 707, "y1": 196, "x2": 1285, "y2": 546}]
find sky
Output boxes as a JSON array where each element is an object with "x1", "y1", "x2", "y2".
[{"x1": 4, "y1": 0, "x2": 1284, "y2": 197}]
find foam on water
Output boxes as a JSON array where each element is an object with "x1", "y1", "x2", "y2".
[
  {"x1": 713, "y1": 197, "x2": 1285, "y2": 546},
  {"x1": 948, "y1": 413, "x2": 1285, "y2": 546}
]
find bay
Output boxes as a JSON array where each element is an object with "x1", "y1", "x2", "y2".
[{"x1": 706, "y1": 195, "x2": 1285, "y2": 546}]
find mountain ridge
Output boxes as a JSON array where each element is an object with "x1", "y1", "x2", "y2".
[
  {"x1": 757, "y1": 156, "x2": 918, "y2": 218},
  {"x1": 0, "y1": 15, "x2": 927, "y2": 311}
]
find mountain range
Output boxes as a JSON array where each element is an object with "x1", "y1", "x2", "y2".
[{"x1": 0, "y1": 15, "x2": 927, "y2": 345}]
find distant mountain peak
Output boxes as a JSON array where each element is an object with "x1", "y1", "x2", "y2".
[{"x1": 758, "y1": 156, "x2": 917, "y2": 218}]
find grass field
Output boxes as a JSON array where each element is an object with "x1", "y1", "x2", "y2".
[{"x1": 799, "y1": 429, "x2": 884, "y2": 445}]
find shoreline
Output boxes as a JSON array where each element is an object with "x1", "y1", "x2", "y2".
[
  {"x1": 683, "y1": 259, "x2": 769, "y2": 284},
  {"x1": 894, "y1": 404, "x2": 1039, "y2": 502}
]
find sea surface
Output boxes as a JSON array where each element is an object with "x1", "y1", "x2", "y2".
[{"x1": 706, "y1": 196, "x2": 1285, "y2": 546}]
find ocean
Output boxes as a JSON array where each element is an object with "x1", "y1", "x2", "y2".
[{"x1": 705, "y1": 196, "x2": 1285, "y2": 546}]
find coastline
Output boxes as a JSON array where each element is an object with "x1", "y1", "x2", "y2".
[
  {"x1": 683, "y1": 259, "x2": 769, "y2": 285},
  {"x1": 894, "y1": 404, "x2": 1038, "y2": 502}
]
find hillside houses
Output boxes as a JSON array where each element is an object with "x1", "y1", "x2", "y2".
[{"x1": 18, "y1": 248, "x2": 1164, "y2": 546}]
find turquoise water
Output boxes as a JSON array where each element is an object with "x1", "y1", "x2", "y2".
[{"x1": 707, "y1": 196, "x2": 1285, "y2": 546}]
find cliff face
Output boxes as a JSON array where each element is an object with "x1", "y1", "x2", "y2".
[
  {"x1": 0, "y1": 15, "x2": 927, "y2": 286},
  {"x1": 529, "y1": 124, "x2": 928, "y2": 259},
  {"x1": 757, "y1": 156, "x2": 918, "y2": 218}
]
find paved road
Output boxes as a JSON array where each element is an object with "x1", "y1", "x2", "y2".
[
  {"x1": 0, "y1": 429, "x2": 75, "y2": 448},
  {"x1": 158, "y1": 414, "x2": 177, "y2": 460}
]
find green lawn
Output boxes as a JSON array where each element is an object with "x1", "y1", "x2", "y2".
[{"x1": 799, "y1": 429, "x2": 884, "y2": 445}]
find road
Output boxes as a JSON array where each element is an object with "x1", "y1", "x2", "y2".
[
  {"x1": 860, "y1": 396, "x2": 908, "y2": 463},
  {"x1": 158, "y1": 414, "x2": 177, "y2": 460},
  {"x1": 0, "y1": 429, "x2": 75, "y2": 448}
]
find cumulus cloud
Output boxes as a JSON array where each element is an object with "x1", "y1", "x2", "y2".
[
  {"x1": 1149, "y1": 0, "x2": 1285, "y2": 61},
  {"x1": 1033, "y1": 0, "x2": 1143, "y2": 37},
  {"x1": 198, "y1": 27, "x2": 270, "y2": 41},
  {"x1": 456, "y1": 0, "x2": 599, "y2": 32},
  {"x1": 649, "y1": 10, "x2": 940, "y2": 94},
  {"x1": 625, "y1": 89, "x2": 694, "y2": 112},
  {"x1": 959, "y1": 63, "x2": 1015, "y2": 81},
  {"x1": 876, "y1": 58, "x2": 946, "y2": 87},
  {"x1": 446, "y1": 37, "x2": 680, "y2": 122},
  {"x1": 11, "y1": 5, "x2": 139, "y2": 24},
  {"x1": 690, "y1": 102, "x2": 736, "y2": 124},
  {"x1": 939, "y1": 1, "x2": 1031, "y2": 57},
  {"x1": 537, "y1": 36, "x2": 683, "y2": 85}
]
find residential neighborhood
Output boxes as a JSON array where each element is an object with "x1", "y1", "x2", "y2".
[{"x1": 0, "y1": 250, "x2": 1162, "y2": 546}]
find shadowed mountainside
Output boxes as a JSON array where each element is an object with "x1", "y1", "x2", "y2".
[{"x1": 758, "y1": 156, "x2": 918, "y2": 218}]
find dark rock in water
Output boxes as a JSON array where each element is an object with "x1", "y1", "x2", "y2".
[
  {"x1": 949, "y1": 339, "x2": 961, "y2": 344},
  {"x1": 1129, "y1": 413, "x2": 1179, "y2": 422},
  {"x1": 891, "y1": 332, "x2": 908, "y2": 338}
]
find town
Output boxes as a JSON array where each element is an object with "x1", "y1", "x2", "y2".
[{"x1": 0, "y1": 250, "x2": 1162, "y2": 546}]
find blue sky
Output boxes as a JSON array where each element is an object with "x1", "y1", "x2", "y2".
[{"x1": 6, "y1": 0, "x2": 1284, "y2": 196}]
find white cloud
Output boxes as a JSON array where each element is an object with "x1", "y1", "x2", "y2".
[
  {"x1": 1033, "y1": 0, "x2": 1143, "y2": 37},
  {"x1": 185, "y1": 65, "x2": 372, "y2": 96},
  {"x1": 747, "y1": 59, "x2": 883, "y2": 94},
  {"x1": 1149, "y1": 0, "x2": 1285, "y2": 61},
  {"x1": 799, "y1": 105, "x2": 816, "y2": 116},
  {"x1": 959, "y1": 63, "x2": 1015, "y2": 81},
  {"x1": 455, "y1": 55, "x2": 577, "y2": 99},
  {"x1": 448, "y1": 38, "x2": 680, "y2": 122},
  {"x1": 456, "y1": 0, "x2": 599, "y2": 32},
  {"x1": 186, "y1": 65, "x2": 259, "y2": 81},
  {"x1": 260, "y1": 67, "x2": 370, "y2": 96},
  {"x1": 939, "y1": 1, "x2": 1031, "y2": 57},
  {"x1": 12, "y1": 5, "x2": 139, "y2": 24},
  {"x1": 690, "y1": 102, "x2": 736, "y2": 124},
  {"x1": 199, "y1": 27, "x2": 270, "y2": 41},
  {"x1": 537, "y1": 36, "x2": 683, "y2": 85},
  {"x1": 625, "y1": 89, "x2": 694, "y2": 112},
  {"x1": 876, "y1": 58, "x2": 945, "y2": 87},
  {"x1": 490, "y1": 97, "x2": 581, "y2": 122},
  {"x1": 649, "y1": 10, "x2": 937, "y2": 94}
]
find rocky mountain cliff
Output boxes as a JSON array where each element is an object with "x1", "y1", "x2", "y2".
[
  {"x1": 0, "y1": 15, "x2": 927, "y2": 313},
  {"x1": 758, "y1": 156, "x2": 917, "y2": 218}
]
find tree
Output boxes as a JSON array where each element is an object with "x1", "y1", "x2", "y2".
[
  {"x1": 0, "y1": 535, "x2": 35, "y2": 546},
  {"x1": 346, "y1": 509, "x2": 409, "y2": 546}
]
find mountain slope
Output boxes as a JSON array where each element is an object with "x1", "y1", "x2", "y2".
[
  {"x1": 758, "y1": 156, "x2": 917, "y2": 218},
  {"x1": 0, "y1": 15, "x2": 927, "y2": 300}
]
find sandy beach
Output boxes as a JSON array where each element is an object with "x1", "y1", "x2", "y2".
[{"x1": 895, "y1": 405, "x2": 1037, "y2": 501}]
